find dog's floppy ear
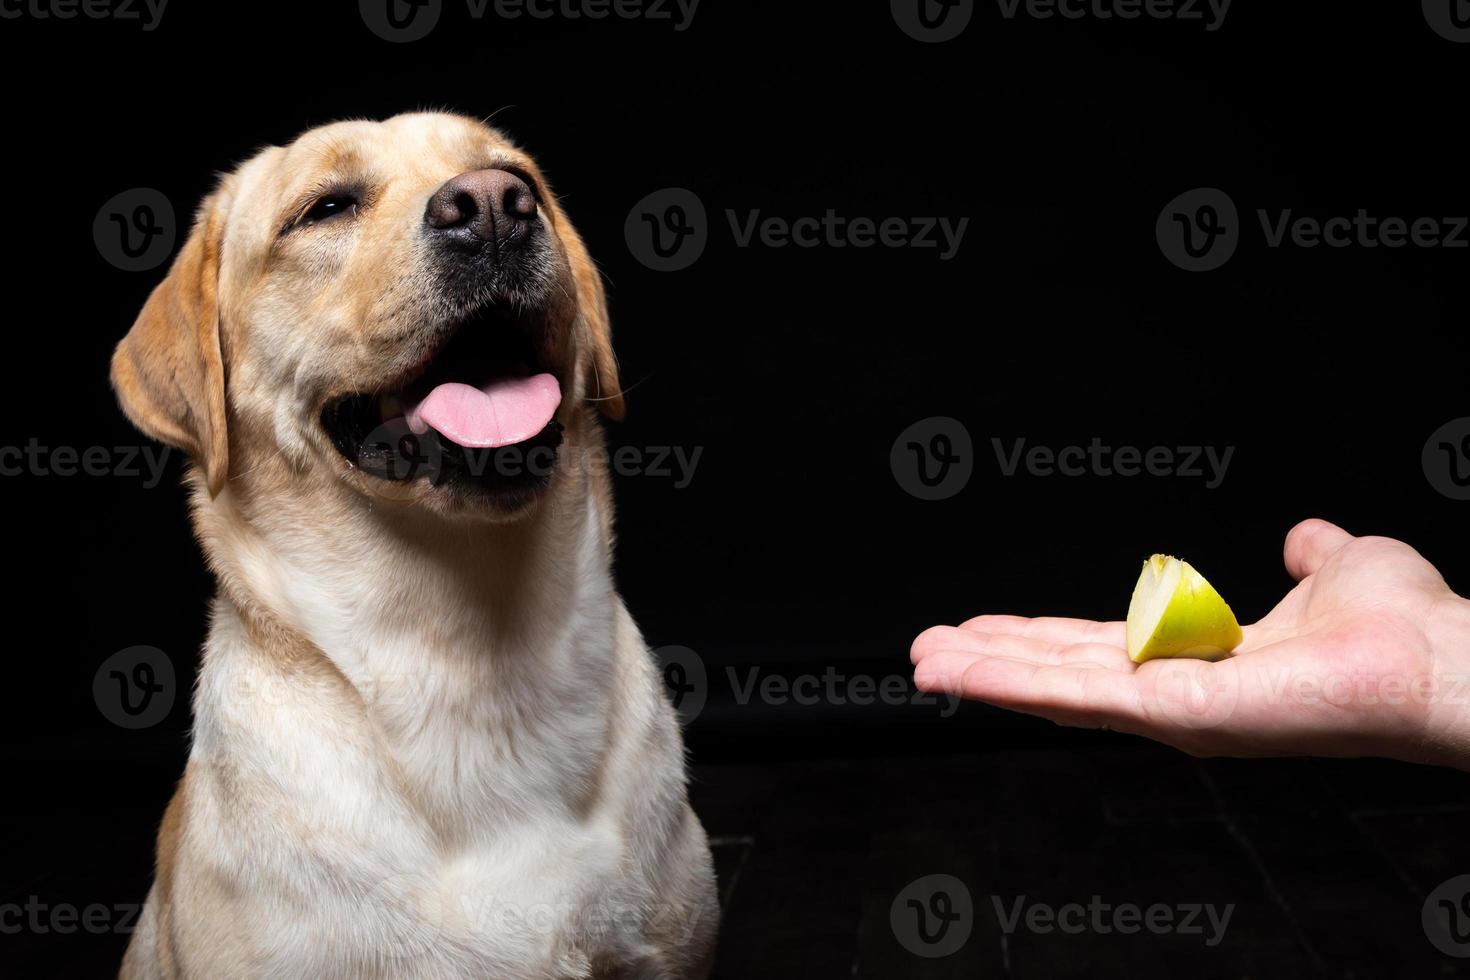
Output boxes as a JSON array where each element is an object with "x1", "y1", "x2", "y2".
[
  {"x1": 564, "y1": 227, "x2": 625, "y2": 421},
  {"x1": 111, "y1": 198, "x2": 230, "y2": 497}
]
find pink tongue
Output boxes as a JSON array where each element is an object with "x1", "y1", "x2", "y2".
[{"x1": 406, "y1": 374, "x2": 562, "y2": 449}]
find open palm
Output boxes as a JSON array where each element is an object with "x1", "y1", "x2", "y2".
[{"x1": 911, "y1": 520, "x2": 1470, "y2": 768}]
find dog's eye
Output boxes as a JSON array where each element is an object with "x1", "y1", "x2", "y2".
[{"x1": 301, "y1": 193, "x2": 359, "y2": 226}]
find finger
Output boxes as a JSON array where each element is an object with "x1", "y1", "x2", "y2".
[
  {"x1": 913, "y1": 649, "x2": 1146, "y2": 730},
  {"x1": 1283, "y1": 518, "x2": 1355, "y2": 581},
  {"x1": 912, "y1": 625, "x2": 1129, "y2": 669},
  {"x1": 959, "y1": 614, "x2": 1126, "y2": 649}
]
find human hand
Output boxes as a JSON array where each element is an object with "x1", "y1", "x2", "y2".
[{"x1": 911, "y1": 520, "x2": 1470, "y2": 769}]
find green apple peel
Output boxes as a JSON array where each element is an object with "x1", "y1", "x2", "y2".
[{"x1": 1126, "y1": 555, "x2": 1243, "y2": 664}]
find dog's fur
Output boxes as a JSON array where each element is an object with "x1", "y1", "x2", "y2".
[{"x1": 111, "y1": 112, "x2": 718, "y2": 979}]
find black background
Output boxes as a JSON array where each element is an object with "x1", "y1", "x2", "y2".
[{"x1": 4, "y1": 0, "x2": 1470, "y2": 976}]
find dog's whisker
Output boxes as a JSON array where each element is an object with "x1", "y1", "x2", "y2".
[
  {"x1": 229, "y1": 444, "x2": 290, "y2": 483},
  {"x1": 587, "y1": 371, "x2": 648, "y2": 403}
]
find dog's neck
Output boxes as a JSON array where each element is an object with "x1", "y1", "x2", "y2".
[
  {"x1": 223, "y1": 480, "x2": 600, "y2": 640},
  {"x1": 188, "y1": 438, "x2": 625, "y2": 828},
  {"x1": 198, "y1": 431, "x2": 613, "y2": 706},
  {"x1": 180, "y1": 439, "x2": 634, "y2": 840}
]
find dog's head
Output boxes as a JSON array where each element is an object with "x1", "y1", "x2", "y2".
[{"x1": 112, "y1": 112, "x2": 624, "y2": 519}]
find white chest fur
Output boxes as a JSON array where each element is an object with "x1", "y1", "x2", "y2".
[{"x1": 172, "y1": 491, "x2": 693, "y2": 978}]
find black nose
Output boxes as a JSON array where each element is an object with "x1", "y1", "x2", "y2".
[{"x1": 425, "y1": 169, "x2": 537, "y2": 249}]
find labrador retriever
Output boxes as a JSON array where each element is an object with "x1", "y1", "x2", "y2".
[{"x1": 111, "y1": 112, "x2": 718, "y2": 979}]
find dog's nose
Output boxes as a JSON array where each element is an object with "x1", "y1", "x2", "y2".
[{"x1": 424, "y1": 169, "x2": 537, "y2": 249}]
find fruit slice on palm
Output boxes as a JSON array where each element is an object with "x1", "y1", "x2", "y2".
[{"x1": 1126, "y1": 555, "x2": 1243, "y2": 664}]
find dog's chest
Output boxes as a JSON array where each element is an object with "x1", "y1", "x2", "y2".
[
  {"x1": 195, "y1": 511, "x2": 671, "y2": 974},
  {"x1": 363, "y1": 806, "x2": 634, "y2": 976},
  {"x1": 222, "y1": 625, "x2": 646, "y2": 976},
  {"x1": 367, "y1": 625, "x2": 613, "y2": 814}
]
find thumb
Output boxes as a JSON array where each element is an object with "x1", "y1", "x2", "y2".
[{"x1": 1283, "y1": 518, "x2": 1355, "y2": 581}]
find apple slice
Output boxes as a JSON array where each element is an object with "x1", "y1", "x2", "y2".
[{"x1": 1126, "y1": 555, "x2": 1243, "y2": 664}]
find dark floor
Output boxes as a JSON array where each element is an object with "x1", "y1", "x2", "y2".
[
  {"x1": 692, "y1": 748, "x2": 1470, "y2": 980},
  {"x1": 6, "y1": 746, "x2": 1470, "y2": 978}
]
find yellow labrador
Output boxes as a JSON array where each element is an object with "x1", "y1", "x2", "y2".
[{"x1": 111, "y1": 112, "x2": 718, "y2": 979}]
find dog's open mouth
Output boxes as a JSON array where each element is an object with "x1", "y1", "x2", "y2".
[{"x1": 322, "y1": 303, "x2": 565, "y2": 495}]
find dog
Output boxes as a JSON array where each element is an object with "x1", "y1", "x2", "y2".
[{"x1": 110, "y1": 112, "x2": 719, "y2": 979}]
